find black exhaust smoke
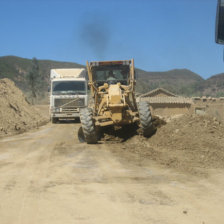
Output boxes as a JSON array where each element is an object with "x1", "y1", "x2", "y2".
[{"x1": 79, "y1": 14, "x2": 111, "y2": 59}]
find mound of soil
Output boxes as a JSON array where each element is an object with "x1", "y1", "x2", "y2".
[
  {"x1": 0, "y1": 78, "x2": 48, "y2": 137},
  {"x1": 108, "y1": 114, "x2": 224, "y2": 176}
]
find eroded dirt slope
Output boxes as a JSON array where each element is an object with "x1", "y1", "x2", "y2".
[{"x1": 0, "y1": 78, "x2": 48, "y2": 137}]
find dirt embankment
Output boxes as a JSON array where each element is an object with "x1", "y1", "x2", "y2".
[
  {"x1": 0, "y1": 78, "x2": 48, "y2": 137},
  {"x1": 107, "y1": 114, "x2": 224, "y2": 176}
]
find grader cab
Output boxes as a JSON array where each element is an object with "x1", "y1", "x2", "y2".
[{"x1": 79, "y1": 59, "x2": 154, "y2": 144}]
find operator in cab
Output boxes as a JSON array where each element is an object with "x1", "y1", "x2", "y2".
[{"x1": 107, "y1": 71, "x2": 116, "y2": 81}]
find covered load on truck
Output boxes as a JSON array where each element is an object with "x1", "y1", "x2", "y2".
[{"x1": 50, "y1": 68, "x2": 86, "y2": 79}]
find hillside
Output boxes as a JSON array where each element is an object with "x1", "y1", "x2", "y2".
[
  {"x1": 135, "y1": 68, "x2": 204, "y2": 96},
  {"x1": 0, "y1": 55, "x2": 223, "y2": 97},
  {"x1": 0, "y1": 56, "x2": 84, "y2": 92},
  {"x1": 203, "y1": 73, "x2": 224, "y2": 97}
]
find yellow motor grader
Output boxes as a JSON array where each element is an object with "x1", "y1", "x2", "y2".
[{"x1": 79, "y1": 59, "x2": 154, "y2": 144}]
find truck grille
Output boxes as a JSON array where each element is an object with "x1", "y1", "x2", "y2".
[{"x1": 54, "y1": 98, "x2": 85, "y2": 108}]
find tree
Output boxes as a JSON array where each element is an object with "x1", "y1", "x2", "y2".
[{"x1": 27, "y1": 57, "x2": 40, "y2": 104}]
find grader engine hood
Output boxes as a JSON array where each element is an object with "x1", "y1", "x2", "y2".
[
  {"x1": 108, "y1": 84, "x2": 122, "y2": 105},
  {"x1": 107, "y1": 84, "x2": 124, "y2": 123}
]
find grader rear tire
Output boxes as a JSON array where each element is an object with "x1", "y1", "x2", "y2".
[
  {"x1": 138, "y1": 101, "x2": 154, "y2": 137},
  {"x1": 79, "y1": 108, "x2": 97, "y2": 144}
]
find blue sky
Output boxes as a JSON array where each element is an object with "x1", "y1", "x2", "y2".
[{"x1": 0, "y1": 0, "x2": 222, "y2": 79}]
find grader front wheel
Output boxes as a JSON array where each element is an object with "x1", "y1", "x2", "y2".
[
  {"x1": 79, "y1": 108, "x2": 98, "y2": 144},
  {"x1": 138, "y1": 101, "x2": 154, "y2": 137}
]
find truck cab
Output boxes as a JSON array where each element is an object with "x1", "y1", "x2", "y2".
[{"x1": 50, "y1": 68, "x2": 88, "y2": 123}]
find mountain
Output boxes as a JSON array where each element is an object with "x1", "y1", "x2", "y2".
[
  {"x1": 135, "y1": 68, "x2": 204, "y2": 96},
  {"x1": 203, "y1": 73, "x2": 224, "y2": 97},
  {"x1": 0, "y1": 55, "x2": 223, "y2": 98},
  {"x1": 0, "y1": 56, "x2": 84, "y2": 92}
]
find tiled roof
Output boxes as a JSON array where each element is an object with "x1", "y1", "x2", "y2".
[{"x1": 140, "y1": 88, "x2": 176, "y2": 97}]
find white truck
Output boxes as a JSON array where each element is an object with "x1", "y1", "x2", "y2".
[{"x1": 50, "y1": 68, "x2": 88, "y2": 123}]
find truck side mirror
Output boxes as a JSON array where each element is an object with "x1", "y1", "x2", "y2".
[
  {"x1": 48, "y1": 86, "x2": 50, "y2": 92},
  {"x1": 216, "y1": 0, "x2": 224, "y2": 44}
]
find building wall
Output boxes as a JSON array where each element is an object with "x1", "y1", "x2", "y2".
[
  {"x1": 192, "y1": 100, "x2": 224, "y2": 122},
  {"x1": 150, "y1": 103, "x2": 191, "y2": 116}
]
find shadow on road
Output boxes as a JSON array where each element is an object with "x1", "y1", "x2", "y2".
[{"x1": 53, "y1": 118, "x2": 81, "y2": 124}]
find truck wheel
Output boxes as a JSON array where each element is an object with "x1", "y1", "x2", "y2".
[
  {"x1": 51, "y1": 117, "x2": 58, "y2": 124},
  {"x1": 138, "y1": 101, "x2": 154, "y2": 137},
  {"x1": 79, "y1": 108, "x2": 97, "y2": 144}
]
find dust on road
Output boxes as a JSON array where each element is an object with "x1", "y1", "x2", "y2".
[{"x1": 0, "y1": 120, "x2": 224, "y2": 224}]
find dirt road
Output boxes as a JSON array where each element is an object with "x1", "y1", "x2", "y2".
[{"x1": 0, "y1": 122, "x2": 224, "y2": 224}]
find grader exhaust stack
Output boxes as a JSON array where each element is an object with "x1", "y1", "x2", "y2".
[{"x1": 79, "y1": 59, "x2": 154, "y2": 144}]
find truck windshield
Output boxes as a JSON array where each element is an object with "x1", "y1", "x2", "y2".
[{"x1": 52, "y1": 81, "x2": 86, "y2": 95}]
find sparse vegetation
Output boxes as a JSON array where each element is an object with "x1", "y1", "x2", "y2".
[{"x1": 27, "y1": 58, "x2": 40, "y2": 104}]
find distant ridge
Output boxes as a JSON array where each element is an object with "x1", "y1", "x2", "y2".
[
  {"x1": 203, "y1": 72, "x2": 224, "y2": 97},
  {"x1": 0, "y1": 56, "x2": 84, "y2": 91},
  {"x1": 135, "y1": 68, "x2": 204, "y2": 96},
  {"x1": 0, "y1": 55, "x2": 223, "y2": 97}
]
